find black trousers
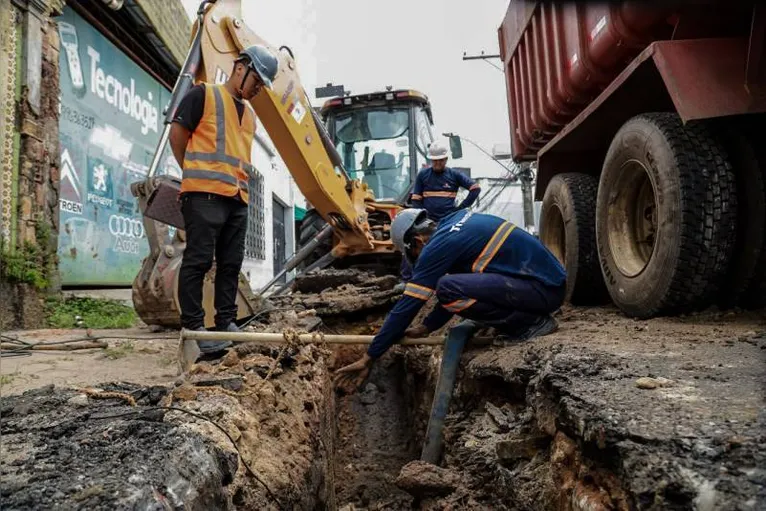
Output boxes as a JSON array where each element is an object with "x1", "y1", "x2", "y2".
[{"x1": 178, "y1": 192, "x2": 248, "y2": 330}]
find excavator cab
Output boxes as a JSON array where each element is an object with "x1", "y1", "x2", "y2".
[{"x1": 320, "y1": 90, "x2": 437, "y2": 204}]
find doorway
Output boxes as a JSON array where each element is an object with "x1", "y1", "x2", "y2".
[{"x1": 272, "y1": 198, "x2": 286, "y2": 283}]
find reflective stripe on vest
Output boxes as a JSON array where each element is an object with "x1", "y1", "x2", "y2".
[
  {"x1": 472, "y1": 221, "x2": 516, "y2": 273},
  {"x1": 181, "y1": 84, "x2": 255, "y2": 201}
]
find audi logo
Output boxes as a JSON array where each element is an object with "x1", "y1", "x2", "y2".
[{"x1": 109, "y1": 215, "x2": 144, "y2": 239}]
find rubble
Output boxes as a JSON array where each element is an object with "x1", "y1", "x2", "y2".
[
  {"x1": 270, "y1": 269, "x2": 403, "y2": 317},
  {"x1": 395, "y1": 461, "x2": 461, "y2": 498},
  {"x1": 2, "y1": 271, "x2": 765, "y2": 510},
  {"x1": 0, "y1": 342, "x2": 336, "y2": 510},
  {"x1": 419, "y1": 306, "x2": 766, "y2": 510},
  {"x1": 0, "y1": 384, "x2": 237, "y2": 510}
]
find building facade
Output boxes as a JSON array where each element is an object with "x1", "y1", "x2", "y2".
[{"x1": 0, "y1": 0, "x2": 300, "y2": 328}]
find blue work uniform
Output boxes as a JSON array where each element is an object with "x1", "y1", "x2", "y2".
[
  {"x1": 369, "y1": 210, "x2": 567, "y2": 359},
  {"x1": 401, "y1": 167, "x2": 481, "y2": 281},
  {"x1": 410, "y1": 167, "x2": 481, "y2": 221}
]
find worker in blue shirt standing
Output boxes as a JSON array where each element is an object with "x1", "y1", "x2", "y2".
[
  {"x1": 335, "y1": 207, "x2": 567, "y2": 391},
  {"x1": 399, "y1": 142, "x2": 481, "y2": 282}
]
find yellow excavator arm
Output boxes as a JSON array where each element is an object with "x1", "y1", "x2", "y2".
[
  {"x1": 129, "y1": 0, "x2": 401, "y2": 329},
  {"x1": 189, "y1": 0, "x2": 380, "y2": 256}
]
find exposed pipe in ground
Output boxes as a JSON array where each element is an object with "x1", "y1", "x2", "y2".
[{"x1": 420, "y1": 319, "x2": 477, "y2": 465}]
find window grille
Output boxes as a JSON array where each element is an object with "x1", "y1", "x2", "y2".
[{"x1": 245, "y1": 170, "x2": 266, "y2": 260}]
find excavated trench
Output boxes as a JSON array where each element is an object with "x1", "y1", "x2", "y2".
[{"x1": 2, "y1": 270, "x2": 766, "y2": 510}]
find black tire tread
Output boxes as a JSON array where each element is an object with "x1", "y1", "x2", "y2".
[
  {"x1": 608, "y1": 113, "x2": 736, "y2": 317},
  {"x1": 734, "y1": 118, "x2": 766, "y2": 309},
  {"x1": 554, "y1": 173, "x2": 608, "y2": 305},
  {"x1": 708, "y1": 121, "x2": 766, "y2": 309}
]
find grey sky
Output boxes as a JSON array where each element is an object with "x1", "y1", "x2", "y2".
[{"x1": 181, "y1": 0, "x2": 513, "y2": 178}]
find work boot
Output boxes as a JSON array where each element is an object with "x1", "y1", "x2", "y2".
[
  {"x1": 193, "y1": 326, "x2": 233, "y2": 356},
  {"x1": 492, "y1": 315, "x2": 559, "y2": 346},
  {"x1": 215, "y1": 322, "x2": 240, "y2": 333}
]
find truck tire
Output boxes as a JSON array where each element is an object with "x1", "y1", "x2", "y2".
[
  {"x1": 596, "y1": 113, "x2": 737, "y2": 318},
  {"x1": 297, "y1": 209, "x2": 333, "y2": 270},
  {"x1": 540, "y1": 173, "x2": 608, "y2": 305},
  {"x1": 710, "y1": 122, "x2": 766, "y2": 309}
]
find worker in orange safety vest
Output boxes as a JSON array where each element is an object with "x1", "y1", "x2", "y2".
[{"x1": 169, "y1": 44, "x2": 279, "y2": 358}]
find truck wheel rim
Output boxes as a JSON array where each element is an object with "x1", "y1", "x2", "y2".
[
  {"x1": 608, "y1": 160, "x2": 657, "y2": 278},
  {"x1": 542, "y1": 203, "x2": 566, "y2": 266}
]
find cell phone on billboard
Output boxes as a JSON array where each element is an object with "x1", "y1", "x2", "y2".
[{"x1": 58, "y1": 22, "x2": 86, "y2": 98}]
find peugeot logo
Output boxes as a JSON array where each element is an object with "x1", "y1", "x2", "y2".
[{"x1": 109, "y1": 215, "x2": 144, "y2": 238}]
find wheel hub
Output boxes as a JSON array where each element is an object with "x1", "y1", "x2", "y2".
[
  {"x1": 607, "y1": 160, "x2": 657, "y2": 277},
  {"x1": 542, "y1": 204, "x2": 566, "y2": 266}
]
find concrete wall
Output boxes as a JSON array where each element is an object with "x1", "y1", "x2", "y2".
[{"x1": 240, "y1": 122, "x2": 298, "y2": 291}]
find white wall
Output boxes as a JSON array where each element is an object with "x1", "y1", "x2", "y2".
[{"x1": 240, "y1": 121, "x2": 299, "y2": 291}]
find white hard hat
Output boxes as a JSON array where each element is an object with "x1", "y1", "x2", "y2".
[{"x1": 427, "y1": 142, "x2": 448, "y2": 161}]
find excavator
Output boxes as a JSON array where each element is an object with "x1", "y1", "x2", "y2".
[{"x1": 130, "y1": 0, "x2": 450, "y2": 328}]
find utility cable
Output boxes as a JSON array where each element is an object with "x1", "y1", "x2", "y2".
[
  {"x1": 0, "y1": 333, "x2": 177, "y2": 358},
  {"x1": 0, "y1": 307, "x2": 296, "y2": 357}
]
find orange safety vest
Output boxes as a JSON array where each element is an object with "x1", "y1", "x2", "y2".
[{"x1": 180, "y1": 83, "x2": 256, "y2": 203}]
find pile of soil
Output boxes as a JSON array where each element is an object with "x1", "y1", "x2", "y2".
[
  {"x1": 400, "y1": 306, "x2": 766, "y2": 510},
  {"x1": 272, "y1": 269, "x2": 403, "y2": 317},
  {"x1": 1, "y1": 341, "x2": 336, "y2": 510},
  {"x1": 0, "y1": 384, "x2": 237, "y2": 510}
]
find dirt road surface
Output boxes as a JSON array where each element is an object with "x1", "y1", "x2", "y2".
[
  {"x1": 1, "y1": 328, "x2": 179, "y2": 395},
  {"x1": 1, "y1": 276, "x2": 765, "y2": 509}
]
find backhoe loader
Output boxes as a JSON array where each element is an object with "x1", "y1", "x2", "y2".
[{"x1": 130, "y1": 0, "x2": 445, "y2": 328}]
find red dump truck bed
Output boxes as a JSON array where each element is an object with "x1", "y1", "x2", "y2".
[{"x1": 498, "y1": 1, "x2": 759, "y2": 161}]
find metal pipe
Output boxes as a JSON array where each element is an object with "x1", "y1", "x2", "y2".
[
  {"x1": 258, "y1": 225, "x2": 333, "y2": 295},
  {"x1": 147, "y1": 5, "x2": 207, "y2": 177},
  {"x1": 181, "y1": 329, "x2": 445, "y2": 346},
  {"x1": 420, "y1": 320, "x2": 478, "y2": 465}
]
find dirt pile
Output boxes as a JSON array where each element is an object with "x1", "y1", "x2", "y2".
[
  {"x1": 402, "y1": 306, "x2": 766, "y2": 510},
  {"x1": 271, "y1": 269, "x2": 402, "y2": 317},
  {"x1": 1, "y1": 340, "x2": 336, "y2": 510},
  {"x1": 0, "y1": 384, "x2": 237, "y2": 510}
]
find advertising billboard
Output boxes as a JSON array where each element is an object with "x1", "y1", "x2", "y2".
[{"x1": 56, "y1": 7, "x2": 180, "y2": 286}]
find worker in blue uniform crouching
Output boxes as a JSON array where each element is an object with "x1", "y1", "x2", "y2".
[{"x1": 334, "y1": 207, "x2": 567, "y2": 391}]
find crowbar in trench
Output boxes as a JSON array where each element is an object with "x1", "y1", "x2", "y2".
[
  {"x1": 177, "y1": 328, "x2": 492, "y2": 374},
  {"x1": 179, "y1": 329, "x2": 433, "y2": 374}
]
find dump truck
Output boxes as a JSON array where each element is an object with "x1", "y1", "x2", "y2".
[
  {"x1": 129, "y1": 0, "x2": 449, "y2": 328},
  {"x1": 498, "y1": 1, "x2": 766, "y2": 318}
]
